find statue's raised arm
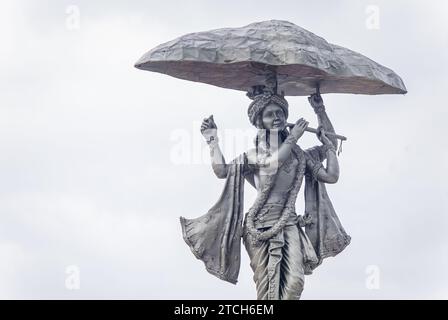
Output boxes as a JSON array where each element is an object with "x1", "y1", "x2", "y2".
[
  {"x1": 200, "y1": 115, "x2": 228, "y2": 179},
  {"x1": 302, "y1": 93, "x2": 340, "y2": 184},
  {"x1": 308, "y1": 92, "x2": 338, "y2": 149}
]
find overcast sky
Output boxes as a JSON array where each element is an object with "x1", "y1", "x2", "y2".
[{"x1": 0, "y1": 0, "x2": 447, "y2": 299}]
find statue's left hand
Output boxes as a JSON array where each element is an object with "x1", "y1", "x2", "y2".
[
  {"x1": 317, "y1": 128, "x2": 333, "y2": 146},
  {"x1": 298, "y1": 214, "x2": 313, "y2": 227},
  {"x1": 308, "y1": 93, "x2": 324, "y2": 110}
]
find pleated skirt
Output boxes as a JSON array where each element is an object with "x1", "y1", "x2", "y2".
[{"x1": 243, "y1": 223, "x2": 305, "y2": 300}]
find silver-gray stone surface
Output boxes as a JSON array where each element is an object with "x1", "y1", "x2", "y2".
[{"x1": 135, "y1": 20, "x2": 407, "y2": 96}]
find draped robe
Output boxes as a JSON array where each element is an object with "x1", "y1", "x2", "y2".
[{"x1": 180, "y1": 144, "x2": 351, "y2": 298}]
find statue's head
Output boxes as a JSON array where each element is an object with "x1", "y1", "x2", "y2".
[
  {"x1": 247, "y1": 90, "x2": 290, "y2": 151},
  {"x1": 247, "y1": 91, "x2": 289, "y2": 130}
]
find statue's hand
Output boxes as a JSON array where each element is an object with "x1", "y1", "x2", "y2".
[
  {"x1": 200, "y1": 115, "x2": 218, "y2": 143},
  {"x1": 297, "y1": 214, "x2": 313, "y2": 227},
  {"x1": 290, "y1": 118, "x2": 309, "y2": 140},
  {"x1": 317, "y1": 127, "x2": 333, "y2": 146},
  {"x1": 308, "y1": 93, "x2": 325, "y2": 113}
]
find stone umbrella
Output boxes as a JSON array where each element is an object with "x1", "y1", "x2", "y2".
[{"x1": 135, "y1": 19, "x2": 407, "y2": 96}]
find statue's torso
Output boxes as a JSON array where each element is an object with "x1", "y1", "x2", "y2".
[
  {"x1": 254, "y1": 153, "x2": 299, "y2": 205},
  {"x1": 245, "y1": 152, "x2": 299, "y2": 229}
]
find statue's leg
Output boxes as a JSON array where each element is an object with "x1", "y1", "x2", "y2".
[
  {"x1": 244, "y1": 228, "x2": 296, "y2": 300},
  {"x1": 243, "y1": 232, "x2": 270, "y2": 300},
  {"x1": 279, "y1": 225, "x2": 305, "y2": 300},
  {"x1": 243, "y1": 224, "x2": 305, "y2": 300}
]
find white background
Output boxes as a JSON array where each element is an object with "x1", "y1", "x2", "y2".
[{"x1": 0, "y1": 0, "x2": 447, "y2": 299}]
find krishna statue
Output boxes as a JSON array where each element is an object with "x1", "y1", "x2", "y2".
[{"x1": 180, "y1": 84, "x2": 351, "y2": 300}]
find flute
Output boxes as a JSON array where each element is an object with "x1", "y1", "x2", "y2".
[{"x1": 285, "y1": 122, "x2": 347, "y2": 141}]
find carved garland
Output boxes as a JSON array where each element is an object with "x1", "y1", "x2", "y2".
[{"x1": 246, "y1": 139, "x2": 307, "y2": 245}]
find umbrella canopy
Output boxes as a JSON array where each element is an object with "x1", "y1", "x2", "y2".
[{"x1": 135, "y1": 20, "x2": 407, "y2": 96}]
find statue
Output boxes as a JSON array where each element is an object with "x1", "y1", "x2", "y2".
[
  {"x1": 180, "y1": 87, "x2": 351, "y2": 300},
  {"x1": 135, "y1": 19, "x2": 406, "y2": 299}
]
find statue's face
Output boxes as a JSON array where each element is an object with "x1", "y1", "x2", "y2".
[{"x1": 261, "y1": 103, "x2": 286, "y2": 130}]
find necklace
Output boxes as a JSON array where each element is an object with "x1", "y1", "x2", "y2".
[{"x1": 246, "y1": 145, "x2": 306, "y2": 245}]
